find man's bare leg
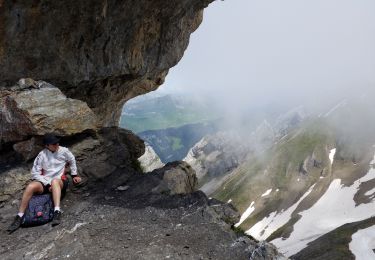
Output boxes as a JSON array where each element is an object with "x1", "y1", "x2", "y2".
[
  {"x1": 51, "y1": 178, "x2": 63, "y2": 226},
  {"x1": 18, "y1": 181, "x2": 44, "y2": 213},
  {"x1": 7, "y1": 181, "x2": 43, "y2": 233},
  {"x1": 51, "y1": 178, "x2": 63, "y2": 208}
]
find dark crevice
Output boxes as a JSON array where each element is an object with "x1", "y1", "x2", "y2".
[{"x1": 77, "y1": 35, "x2": 84, "y2": 49}]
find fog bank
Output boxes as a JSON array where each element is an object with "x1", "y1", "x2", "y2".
[{"x1": 160, "y1": 0, "x2": 375, "y2": 115}]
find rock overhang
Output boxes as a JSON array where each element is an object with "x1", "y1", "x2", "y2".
[{"x1": 0, "y1": 0, "x2": 215, "y2": 126}]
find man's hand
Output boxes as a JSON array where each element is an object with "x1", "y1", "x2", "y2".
[{"x1": 72, "y1": 176, "x2": 82, "y2": 184}]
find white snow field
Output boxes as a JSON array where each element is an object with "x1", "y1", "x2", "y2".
[
  {"x1": 261, "y1": 189, "x2": 272, "y2": 197},
  {"x1": 235, "y1": 201, "x2": 255, "y2": 227},
  {"x1": 365, "y1": 187, "x2": 375, "y2": 197},
  {"x1": 329, "y1": 148, "x2": 336, "y2": 165},
  {"x1": 349, "y1": 225, "x2": 375, "y2": 260},
  {"x1": 246, "y1": 185, "x2": 315, "y2": 240},
  {"x1": 271, "y1": 155, "x2": 375, "y2": 256}
]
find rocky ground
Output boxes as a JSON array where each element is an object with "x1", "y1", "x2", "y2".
[{"x1": 0, "y1": 174, "x2": 285, "y2": 260}]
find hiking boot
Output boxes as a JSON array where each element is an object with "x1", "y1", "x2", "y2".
[
  {"x1": 51, "y1": 210, "x2": 62, "y2": 226},
  {"x1": 7, "y1": 215, "x2": 23, "y2": 234}
]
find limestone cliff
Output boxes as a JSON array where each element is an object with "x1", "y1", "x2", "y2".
[
  {"x1": 138, "y1": 143, "x2": 164, "y2": 172},
  {"x1": 0, "y1": 0, "x2": 213, "y2": 126}
]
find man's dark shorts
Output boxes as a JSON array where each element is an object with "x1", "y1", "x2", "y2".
[{"x1": 35, "y1": 179, "x2": 69, "y2": 198}]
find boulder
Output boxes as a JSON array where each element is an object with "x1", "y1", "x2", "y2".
[
  {"x1": 0, "y1": 80, "x2": 98, "y2": 143},
  {"x1": 68, "y1": 127, "x2": 145, "y2": 183},
  {"x1": 208, "y1": 198, "x2": 241, "y2": 226},
  {"x1": 158, "y1": 161, "x2": 197, "y2": 195},
  {"x1": 125, "y1": 161, "x2": 197, "y2": 197},
  {"x1": 0, "y1": 166, "x2": 30, "y2": 205},
  {"x1": 12, "y1": 137, "x2": 43, "y2": 161}
]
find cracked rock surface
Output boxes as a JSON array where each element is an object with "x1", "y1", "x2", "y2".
[{"x1": 0, "y1": 187, "x2": 285, "y2": 260}]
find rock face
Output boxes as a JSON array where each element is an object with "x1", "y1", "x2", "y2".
[
  {"x1": 12, "y1": 137, "x2": 44, "y2": 161},
  {"x1": 0, "y1": 127, "x2": 145, "y2": 206},
  {"x1": 184, "y1": 132, "x2": 250, "y2": 184},
  {"x1": 125, "y1": 161, "x2": 198, "y2": 197},
  {"x1": 184, "y1": 108, "x2": 309, "y2": 194},
  {"x1": 0, "y1": 166, "x2": 30, "y2": 204},
  {"x1": 0, "y1": 79, "x2": 97, "y2": 143},
  {"x1": 0, "y1": 0, "x2": 214, "y2": 125},
  {"x1": 138, "y1": 143, "x2": 164, "y2": 172},
  {"x1": 67, "y1": 127, "x2": 146, "y2": 184}
]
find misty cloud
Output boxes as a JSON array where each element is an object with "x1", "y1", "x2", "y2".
[{"x1": 160, "y1": 0, "x2": 375, "y2": 113}]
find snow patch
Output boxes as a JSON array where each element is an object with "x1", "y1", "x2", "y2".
[
  {"x1": 227, "y1": 199, "x2": 232, "y2": 203},
  {"x1": 261, "y1": 189, "x2": 272, "y2": 197},
  {"x1": 138, "y1": 144, "x2": 164, "y2": 172},
  {"x1": 272, "y1": 158, "x2": 375, "y2": 256},
  {"x1": 349, "y1": 225, "x2": 375, "y2": 260},
  {"x1": 235, "y1": 201, "x2": 255, "y2": 227},
  {"x1": 246, "y1": 184, "x2": 315, "y2": 240},
  {"x1": 365, "y1": 188, "x2": 375, "y2": 196},
  {"x1": 329, "y1": 148, "x2": 336, "y2": 165}
]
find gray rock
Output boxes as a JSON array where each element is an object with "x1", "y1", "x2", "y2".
[
  {"x1": 138, "y1": 143, "x2": 164, "y2": 172},
  {"x1": 208, "y1": 198, "x2": 241, "y2": 226},
  {"x1": 122, "y1": 161, "x2": 197, "y2": 197},
  {"x1": 0, "y1": 166, "x2": 30, "y2": 205},
  {"x1": 247, "y1": 240, "x2": 289, "y2": 260},
  {"x1": 68, "y1": 127, "x2": 145, "y2": 184},
  {"x1": 159, "y1": 161, "x2": 197, "y2": 195},
  {"x1": 12, "y1": 137, "x2": 43, "y2": 161},
  {"x1": 0, "y1": 181, "x2": 286, "y2": 260},
  {"x1": 0, "y1": 0, "x2": 214, "y2": 125},
  {"x1": 116, "y1": 185, "x2": 130, "y2": 191},
  {"x1": 0, "y1": 127, "x2": 145, "y2": 205},
  {"x1": 0, "y1": 80, "x2": 98, "y2": 143},
  {"x1": 152, "y1": 161, "x2": 198, "y2": 195}
]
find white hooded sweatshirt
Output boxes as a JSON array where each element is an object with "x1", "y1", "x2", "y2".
[{"x1": 31, "y1": 146, "x2": 77, "y2": 186}]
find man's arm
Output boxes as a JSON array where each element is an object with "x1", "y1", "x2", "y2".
[
  {"x1": 65, "y1": 149, "x2": 82, "y2": 184},
  {"x1": 31, "y1": 153, "x2": 49, "y2": 185},
  {"x1": 64, "y1": 149, "x2": 78, "y2": 176}
]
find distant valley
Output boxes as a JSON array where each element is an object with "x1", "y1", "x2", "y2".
[
  {"x1": 185, "y1": 96, "x2": 375, "y2": 259},
  {"x1": 121, "y1": 92, "x2": 375, "y2": 259},
  {"x1": 120, "y1": 93, "x2": 221, "y2": 163}
]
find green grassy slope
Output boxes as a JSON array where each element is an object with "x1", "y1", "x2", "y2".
[
  {"x1": 212, "y1": 119, "x2": 335, "y2": 231},
  {"x1": 119, "y1": 95, "x2": 221, "y2": 133}
]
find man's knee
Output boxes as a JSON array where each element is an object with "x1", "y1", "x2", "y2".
[
  {"x1": 25, "y1": 182, "x2": 43, "y2": 194},
  {"x1": 51, "y1": 179, "x2": 63, "y2": 189}
]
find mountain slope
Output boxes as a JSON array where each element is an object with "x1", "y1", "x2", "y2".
[
  {"x1": 209, "y1": 116, "x2": 375, "y2": 257},
  {"x1": 184, "y1": 107, "x2": 309, "y2": 194},
  {"x1": 139, "y1": 122, "x2": 219, "y2": 163},
  {"x1": 120, "y1": 94, "x2": 220, "y2": 133},
  {"x1": 291, "y1": 217, "x2": 375, "y2": 260}
]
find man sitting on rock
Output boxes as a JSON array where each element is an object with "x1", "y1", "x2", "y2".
[{"x1": 7, "y1": 134, "x2": 81, "y2": 233}]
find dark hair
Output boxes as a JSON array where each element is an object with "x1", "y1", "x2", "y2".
[{"x1": 43, "y1": 134, "x2": 60, "y2": 145}]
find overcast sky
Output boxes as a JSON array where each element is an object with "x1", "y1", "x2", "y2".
[{"x1": 158, "y1": 0, "x2": 375, "y2": 113}]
